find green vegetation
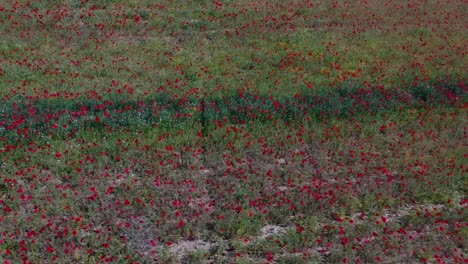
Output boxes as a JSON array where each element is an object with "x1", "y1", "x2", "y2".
[{"x1": 0, "y1": 0, "x2": 466, "y2": 263}]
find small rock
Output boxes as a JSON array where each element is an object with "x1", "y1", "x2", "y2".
[
  {"x1": 260, "y1": 225, "x2": 287, "y2": 239},
  {"x1": 276, "y1": 159, "x2": 286, "y2": 165}
]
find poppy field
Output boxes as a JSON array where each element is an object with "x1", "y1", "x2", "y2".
[{"x1": 0, "y1": 0, "x2": 467, "y2": 263}]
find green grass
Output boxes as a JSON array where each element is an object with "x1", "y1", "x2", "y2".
[{"x1": 0, "y1": 0, "x2": 467, "y2": 263}]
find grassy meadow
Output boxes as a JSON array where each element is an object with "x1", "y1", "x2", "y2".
[{"x1": 0, "y1": 0, "x2": 467, "y2": 263}]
